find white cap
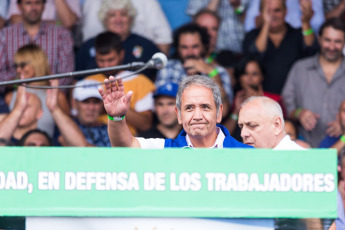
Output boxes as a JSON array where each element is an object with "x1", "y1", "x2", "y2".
[{"x1": 73, "y1": 80, "x2": 102, "y2": 101}]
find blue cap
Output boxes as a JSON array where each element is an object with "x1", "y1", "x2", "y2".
[{"x1": 154, "y1": 82, "x2": 178, "y2": 98}]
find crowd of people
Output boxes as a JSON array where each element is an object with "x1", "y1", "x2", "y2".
[{"x1": 0, "y1": 0, "x2": 345, "y2": 229}]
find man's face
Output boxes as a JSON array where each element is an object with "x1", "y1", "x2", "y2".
[
  {"x1": 155, "y1": 96, "x2": 178, "y2": 127},
  {"x1": 195, "y1": 13, "x2": 218, "y2": 53},
  {"x1": 24, "y1": 133, "x2": 50, "y2": 146},
  {"x1": 18, "y1": 0, "x2": 45, "y2": 25},
  {"x1": 263, "y1": 0, "x2": 286, "y2": 31},
  {"x1": 319, "y1": 27, "x2": 345, "y2": 62},
  {"x1": 238, "y1": 101, "x2": 277, "y2": 148},
  {"x1": 76, "y1": 98, "x2": 103, "y2": 126},
  {"x1": 339, "y1": 100, "x2": 345, "y2": 131},
  {"x1": 96, "y1": 49, "x2": 124, "y2": 75},
  {"x1": 178, "y1": 33, "x2": 205, "y2": 61},
  {"x1": 176, "y1": 85, "x2": 222, "y2": 139}
]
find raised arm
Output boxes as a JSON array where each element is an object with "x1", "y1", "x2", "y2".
[
  {"x1": 300, "y1": 0, "x2": 315, "y2": 47},
  {"x1": 54, "y1": 0, "x2": 79, "y2": 29},
  {"x1": 0, "y1": 86, "x2": 28, "y2": 140},
  {"x1": 255, "y1": 0, "x2": 271, "y2": 53},
  {"x1": 47, "y1": 80, "x2": 88, "y2": 147},
  {"x1": 98, "y1": 76, "x2": 140, "y2": 147}
]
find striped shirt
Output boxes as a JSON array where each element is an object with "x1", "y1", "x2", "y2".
[{"x1": 0, "y1": 22, "x2": 74, "y2": 92}]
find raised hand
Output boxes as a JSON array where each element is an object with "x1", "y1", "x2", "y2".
[
  {"x1": 46, "y1": 79, "x2": 59, "y2": 112},
  {"x1": 98, "y1": 76, "x2": 133, "y2": 117},
  {"x1": 13, "y1": 85, "x2": 29, "y2": 113},
  {"x1": 300, "y1": 0, "x2": 314, "y2": 23},
  {"x1": 183, "y1": 58, "x2": 213, "y2": 76}
]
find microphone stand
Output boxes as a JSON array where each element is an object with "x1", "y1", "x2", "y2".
[{"x1": 0, "y1": 62, "x2": 147, "y2": 87}]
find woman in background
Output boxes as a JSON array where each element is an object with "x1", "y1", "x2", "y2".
[{"x1": 5, "y1": 44, "x2": 70, "y2": 138}]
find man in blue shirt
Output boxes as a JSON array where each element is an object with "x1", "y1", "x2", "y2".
[{"x1": 99, "y1": 75, "x2": 250, "y2": 149}]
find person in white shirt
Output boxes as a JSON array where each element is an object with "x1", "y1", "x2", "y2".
[{"x1": 238, "y1": 96, "x2": 304, "y2": 150}]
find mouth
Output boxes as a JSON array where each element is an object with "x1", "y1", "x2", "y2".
[{"x1": 244, "y1": 141, "x2": 254, "y2": 146}]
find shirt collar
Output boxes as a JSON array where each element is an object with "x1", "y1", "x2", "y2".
[
  {"x1": 185, "y1": 127, "x2": 225, "y2": 148},
  {"x1": 20, "y1": 21, "x2": 46, "y2": 36}
]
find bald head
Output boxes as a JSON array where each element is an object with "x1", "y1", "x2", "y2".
[
  {"x1": 19, "y1": 93, "x2": 42, "y2": 128},
  {"x1": 238, "y1": 96, "x2": 285, "y2": 148}
]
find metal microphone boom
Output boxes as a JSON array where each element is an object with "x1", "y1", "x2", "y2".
[{"x1": 0, "y1": 62, "x2": 147, "y2": 87}]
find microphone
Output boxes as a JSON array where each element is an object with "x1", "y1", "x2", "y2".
[
  {"x1": 0, "y1": 53, "x2": 168, "y2": 87},
  {"x1": 147, "y1": 52, "x2": 168, "y2": 69}
]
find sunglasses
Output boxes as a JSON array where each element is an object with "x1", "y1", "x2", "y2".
[{"x1": 13, "y1": 62, "x2": 29, "y2": 69}]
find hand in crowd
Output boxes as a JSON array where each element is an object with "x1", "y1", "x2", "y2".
[
  {"x1": 300, "y1": 0, "x2": 314, "y2": 23},
  {"x1": 13, "y1": 85, "x2": 28, "y2": 114},
  {"x1": 262, "y1": 0, "x2": 272, "y2": 26},
  {"x1": 183, "y1": 58, "x2": 214, "y2": 76},
  {"x1": 298, "y1": 109, "x2": 319, "y2": 131},
  {"x1": 98, "y1": 76, "x2": 133, "y2": 117},
  {"x1": 46, "y1": 80, "x2": 59, "y2": 112},
  {"x1": 326, "y1": 120, "x2": 343, "y2": 137}
]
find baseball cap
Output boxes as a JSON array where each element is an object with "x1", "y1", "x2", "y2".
[
  {"x1": 73, "y1": 80, "x2": 103, "y2": 101},
  {"x1": 153, "y1": 82, "x2": 178, "y2": 98}
]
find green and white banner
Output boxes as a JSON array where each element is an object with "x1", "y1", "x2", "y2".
[{"x1": 0, "y1": 147, "x2": 337, "y2": 218}]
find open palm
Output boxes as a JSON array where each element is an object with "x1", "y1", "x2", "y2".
[{"x1": 99, "y1": 76, "x2": 133, "y2": 117}]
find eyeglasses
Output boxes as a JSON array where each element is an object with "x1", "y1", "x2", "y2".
[{"x1": 13, "y1": 62, "x2": 29, "y2": 69}]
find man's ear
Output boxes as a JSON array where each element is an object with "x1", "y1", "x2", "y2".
[
  {"x1": 175, "y1": 107, "x2": 182, "y2": 124},
  {"x1": 273, "y1": 116, "x2": 283, "y2": 135},
  {"x1": 216, "y1": 104, "x2": 223, "y2": 123}
]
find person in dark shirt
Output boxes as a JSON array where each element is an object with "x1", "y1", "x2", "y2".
[
  {"x1": 75, "y1": 0, "x2": 160, "y2": 81},
  {"x1": 139, "y1": 82, "x2": 182, "y2": 139},
  {"x1": 243, "y1": 0, "x2": 318, "y2": 94}
]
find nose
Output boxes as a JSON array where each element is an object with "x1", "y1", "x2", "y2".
[
  {"x1": 240, "y1": 126, "x2": 249, "y2": 140},
  {"x1": 192, "y1": 107, "x2": 203, "y2": 120}
]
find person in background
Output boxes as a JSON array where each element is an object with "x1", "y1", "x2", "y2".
[
  {"x1": 5, "y1": 44, "x2": 70, "y2": 138},
  {"x1": 7, "y1": 0, "x2": 81, "y2": 30},
  {"x1": 284, "y1": 119, "x2": 311, "y2": 148},
  {"x1": 85, "y1": 31, "x2": 155, "y2": 136},
  {"x1": 155, "y1": 23, "x2": 232, "y2": 118},
  {"x1": 76, "y1": 0, "x2": 160, "y2": 81},
  {"x1": 245, "y1": 0, "x2": 325, "y2": 34},
  {"x1": 0, "y1": 82, "x2": 88, "y2": 146},
  {"x1": 223, "y1": 56, "x2": 283, "y2": 139},
  {"x1": 139, "y1": 82, "x2": 182, "y2": 139},
  {"x1": 71, "y1": 79, "x2": 111, "y2": 147},
  {"x1": 243, "y1": 0, "x2": 318, "y2": 95},
  {"x1": 81, "y1": 0, "x2": 172, "y2": 55},
  {"x1": 187, "y1": 0, "x2": 250, "y2": 55},
  {"x1": 0, "y1": 0, "x2": 74, "y2": 94},
  {"x1": 17, "y1": 129, "x2": 52, "y2": 146},
  {"x1": 193, "y1": 9, "x2": 238, "y2": 88},
  {"x1": 282, "y1": 18, "x2": 345, "y2": 147}
]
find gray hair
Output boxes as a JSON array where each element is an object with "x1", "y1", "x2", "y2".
[
  {"x1": 241, "y1": 96, "x2": 285, "y2": 126},
  {"x1": 176, "y1": 75, "x2": 222, "y2": 116},
  {"x1": 99, "y1": 0, "x2": 137, "y2": 27}
]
